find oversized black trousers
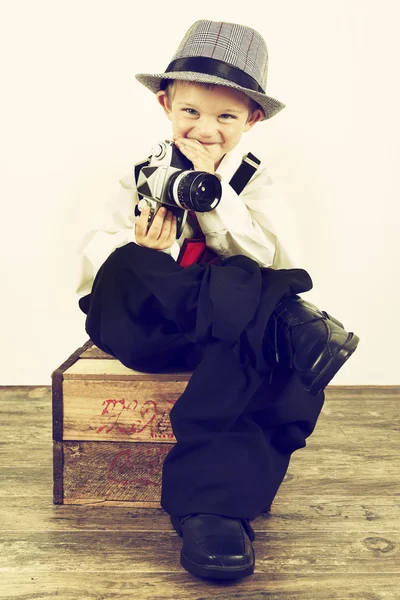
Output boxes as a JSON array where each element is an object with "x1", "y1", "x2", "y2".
[{"x1": 80, "y1": 242, "x2": 325, "y2": 521}]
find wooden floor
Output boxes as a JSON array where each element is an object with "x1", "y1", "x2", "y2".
[{"x1": 0, "y1": 386, "x2": 399, "y2": 599}]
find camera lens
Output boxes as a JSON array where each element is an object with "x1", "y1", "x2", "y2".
[{"x1": 169, "y1": 171, "x2": 222, "y2": 212}]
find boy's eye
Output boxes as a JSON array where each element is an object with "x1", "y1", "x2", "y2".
[{"x1": 181, "y1": 109, "x2": 236, "y2": 120}]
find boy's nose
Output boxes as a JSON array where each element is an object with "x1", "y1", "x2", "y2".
[{"x1": 195, "y1": 118, "x2": 218, "y2": 139}]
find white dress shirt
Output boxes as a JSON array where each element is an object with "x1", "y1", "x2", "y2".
[{"x1": 75, "y1": 140, "x2": 302, "y2": 298}]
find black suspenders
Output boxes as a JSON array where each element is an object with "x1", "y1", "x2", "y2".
[{"x1": 229, "y1": 152, "x2": 261, "y2": 195}]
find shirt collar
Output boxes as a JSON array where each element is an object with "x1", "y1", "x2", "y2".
[{"x1": 215, "y1": 141, "x2": 248, "y2": 180}]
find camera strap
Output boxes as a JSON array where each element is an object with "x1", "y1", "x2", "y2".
[
  {"x1": 134, "y1": 157, "x2": 150, "y2": 184},
  {"x1": 228, "y1": 152, "x2": 261, "y2": 195},
  {"x1": 134, "y1": 157, "x2": 151, "y2": 216}
]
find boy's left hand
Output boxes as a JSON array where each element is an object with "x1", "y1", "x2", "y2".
[{"x1": 174, "y1": 137, "x2": 215, "y2": 174}]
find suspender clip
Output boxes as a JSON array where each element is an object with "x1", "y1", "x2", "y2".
[{"x1": 228, "y1": 152, "x2": 261, "y2": 195}]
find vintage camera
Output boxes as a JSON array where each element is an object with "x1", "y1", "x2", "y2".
[{"x1": 133, "y1": 140, "x2": 222, "y2": 239}]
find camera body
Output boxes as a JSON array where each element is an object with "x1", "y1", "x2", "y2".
[{"x1": 134, "y1": 140, "x2": 222, "y2": 239}]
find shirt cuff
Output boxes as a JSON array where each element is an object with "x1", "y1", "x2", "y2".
[{"x1": 196, "y1": 177, "x2": 253, "y2": 235}]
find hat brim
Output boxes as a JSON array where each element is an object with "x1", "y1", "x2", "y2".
[{"x1": 135, "y1": 72, "x2": 285, "y2": 121}]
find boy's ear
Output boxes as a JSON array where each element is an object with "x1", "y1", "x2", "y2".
[
  {"x1": 244, "y1": 108, "x2": 264, "y2": 132},
  {"x1": 156, "y1": 90, "x2": 172, "y2": 121}
]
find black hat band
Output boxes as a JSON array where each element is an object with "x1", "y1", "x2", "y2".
[{"x1": 165, "y1": 57, "x2": 265, "y2": 94}]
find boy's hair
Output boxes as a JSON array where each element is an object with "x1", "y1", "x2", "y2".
[{"x1": 160, "y1": 79, "x2": 263, "y2": 122}]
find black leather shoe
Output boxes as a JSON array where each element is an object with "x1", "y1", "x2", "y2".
[
  {"x1": 264, "y1": 295, "x2": 360, "y2": 395},
  {"x1": 170, "y1": 513, "x2": 255, "y2": 580}
]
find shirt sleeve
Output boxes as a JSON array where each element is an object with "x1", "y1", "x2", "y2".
[
  {"x1": 75, "y1": 172, "x2": 180, "y2": 298},
  {"x1": 195, "y1": 160, "x2": 302, "y2": 270}
]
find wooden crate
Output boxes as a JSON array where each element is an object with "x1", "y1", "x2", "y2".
[{"x1": 52, "y1": 340, "x2": 192, "y2": 507}]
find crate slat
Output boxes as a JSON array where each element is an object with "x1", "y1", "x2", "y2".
[
  {"x1": 63, "y1": 358, "x2": 192, "y2": 381},
  {"x1": 63, "y1": 379, "x2": 180, "y2": 443},
  {"x1": 80, "y1": 345, "x2": 114, "y2": 359},
  {"x1": 63, "y1": 440, "x2": 174, "y2": 505}
]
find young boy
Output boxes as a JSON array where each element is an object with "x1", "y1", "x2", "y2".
[{"x1": 76, "y1": 20, "x2": 359, "y2": 581}]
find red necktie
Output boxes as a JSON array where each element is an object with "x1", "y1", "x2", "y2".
[{"x1": 187, "y1": 210, "x2": 203, "y2": 239}]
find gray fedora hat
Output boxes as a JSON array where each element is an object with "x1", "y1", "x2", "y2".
[{"x1": 135, "y1": 20, "x2": 286, "y2": 121}]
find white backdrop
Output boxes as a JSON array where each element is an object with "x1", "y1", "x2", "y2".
[{"x1": 1, "y1": 0, "x2": 399, "y2": 385}]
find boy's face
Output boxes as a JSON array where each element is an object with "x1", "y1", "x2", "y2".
[{"x1": 156, "y1": 82, "x2": 263, "y2": 171}]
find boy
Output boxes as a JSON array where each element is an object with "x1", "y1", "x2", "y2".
[{"x1": 76, "y1": 20, "x2": 359, "y2": 581}]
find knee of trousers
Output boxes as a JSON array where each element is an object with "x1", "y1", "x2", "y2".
[
  {"x1": 83, "y1": 248, "x2": 137, "y2": 352},
  {"x1": 270, "y1": 421, "x2": 310, "y2": 454},
  {"x1": 84, "y1": 247, "x2": 190, "y2": 365}
]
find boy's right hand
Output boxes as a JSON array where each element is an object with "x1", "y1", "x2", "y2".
[{"x1": 135, "y1": 205, "x2": 177, "y2": 251}]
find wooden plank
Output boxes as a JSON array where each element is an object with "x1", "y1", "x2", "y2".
[
  {"x1": 320, "y1": 395, "x2": 400, "y2": 420},
  {"x1": 289, "y1": 451, "x2": 400, "y2": 495},
  {"x1": 63, "y1": 499, "x2": 162, "y2": 507},
  {"x1": 63, "y1": 379, "x2": 181, "y2": 442},
  {"x1": 0, "y1": 400, "x2": 52, "y2": 443},
  {"x1": 0, "y1": 468, "x2": 52, "y2": 497},
  {"x1": 1, "y1": 572, "x2": 398, "y2": 600},
  {"x1": 0, "y1": 530, "x2": 399, "y2": 573},
  {"x1": 62, "y1": 441, "x2": 174, "y2": 503},
  {"x1": 0, "y1": 496, "x2": 398, "y2": 533},
  {"x1": 0, "y1": 444, "x2": 52, "y2": 467},
  {"x1": 63, "y1": 358, "x2": 193, "y2": 381},
  {"x1": 63, "y1": 498, "x2": 162, "y2": 509},
  {"x1": 80, "y1": 342, "x2": 114, "y2": 359},
  {"x1": 0, "y1": 572, "x2": 398, "y2": 599},
  {"x1": 0, "y1": 425, "x2": 51, "y2": 445},
  {"x1": 0, "y1": 386, "x2": 50, "y2": 400},
  {"x1": 325, "y1": 385, "x2": 400, "y2": 400},
  {"x1": 309, "y1": 400, "x2": 400, "y2": 448}
]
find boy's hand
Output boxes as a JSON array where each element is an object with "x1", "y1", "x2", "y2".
[
  {"x1": 135, "y1": 205, "x2": 177, "y2": 251},
  {"x1": 174, "y1": 137, "x2": 215, "y2": 174}
]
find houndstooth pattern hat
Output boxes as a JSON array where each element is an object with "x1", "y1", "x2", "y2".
[{"x1": 135, "y1": 20, "x2": 286, "y2": 121}]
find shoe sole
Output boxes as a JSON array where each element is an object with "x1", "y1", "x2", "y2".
[
  {"x1": 170, "y1": 516, "x2": 255, "y2": 580},
  {"x1": 307, "y1": 332, "x2": 360, "y2": 396}
]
